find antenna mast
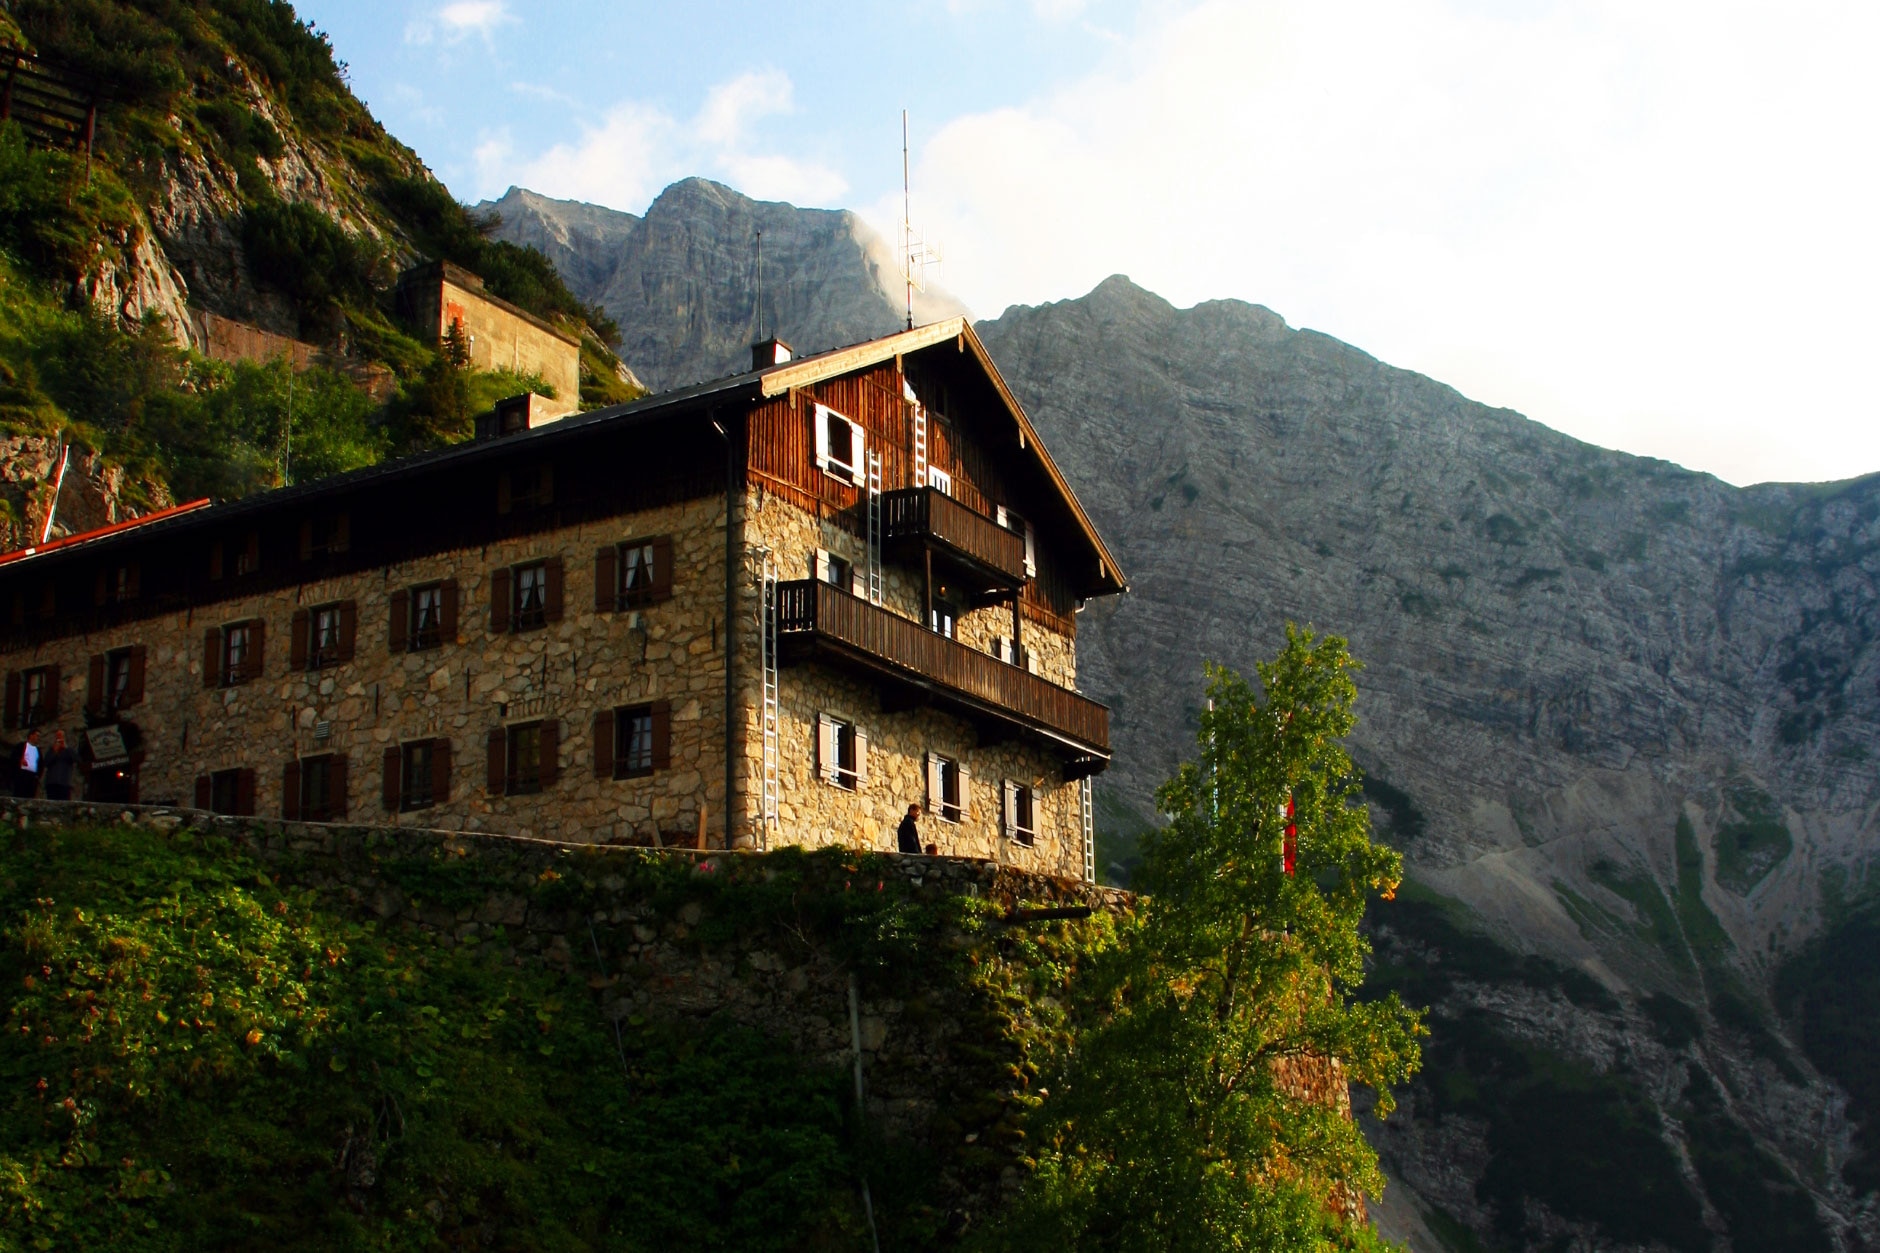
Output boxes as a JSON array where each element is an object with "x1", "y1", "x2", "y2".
[
  {"x1": 899, "y1": 111, "x2": 940, "y2": 332},
  {"x1": 902, "y1": 110, "x2": 913, "y2": 331},
  {"x1": 754, "y1": 229, "x2": 764, "y2": 340}
]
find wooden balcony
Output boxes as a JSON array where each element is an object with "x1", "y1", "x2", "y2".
[
  {"x1": 882, "y1": 487, "x2": 1027, "y2": 593},
  {"x1": 775, "y1": 578, "x2": 1108, "y2": 778}
]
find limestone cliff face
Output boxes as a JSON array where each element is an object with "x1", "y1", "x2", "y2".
[{"x1": 481, "y1": 179, "x2": 968, "y2": 391}]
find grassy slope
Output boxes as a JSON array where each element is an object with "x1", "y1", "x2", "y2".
[{"x1": 0, "y1": 0, "x2": 643, "y2": 518}]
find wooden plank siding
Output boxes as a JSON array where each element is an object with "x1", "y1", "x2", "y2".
[{"x1": 745, "y1": 361, "x2": 1079, "y2": 637}]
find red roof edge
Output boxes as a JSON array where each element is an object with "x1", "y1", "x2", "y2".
[{"x1": 0, "y1": 498, "x2": 214, "y2": 567}]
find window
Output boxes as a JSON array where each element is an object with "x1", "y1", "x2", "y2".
[
  {"x1": 212, "y1": 530, "x2": 261, "y2": 578},
  {"x1": 925, "y1": 753, "x2": 969, "y2": 824},
  {"x1": 383, "y1": 738, "x2": 451, "y2": 812},
  {"x1": 5, "y1": 665, "x2": 57, "y2": 729},
  {"x1": 499, "y1": 464, "x2": 554, "y2": 513},
  {"x1": 291, "y1": 602, "x2": 354, "y2": 671},
  {"x1": 596, "y1": 701, "x2": 671, "y2": 780},
  {"x1": 930, "y1": 582, "x2": 963, "y2": 639},
  {"x1": 815, "y1": 713, "x2": 867, "y2": 791},
  {"x1": 813, "y1": 403, "x2": 865, "y2": 485},
  {"x1": 284, "y1": 753, "x2": 347, "y2": 822},
  {"x1": 299, "y1": 513, "x2": 350, "y2": 561},
  {"x1": 197, "y1": 768, "x2": 255, "y2": 817},
  {"x1": 489, "y1": 560, "x2": 562, "y2": 633},
  {"x1": 991, "y1": 637, "x2": 1037, "y2": 673},
  {"x1": 391, "y1": 581, "x2": 456, "y2": 652},
  {"x1": 402, "y1": 741, "x2": 435, "y2": 809},
  {"x1": 206, "y1": 619, "x2": 264, "y2": 687},
  {"x1": 493, "y1": 720, "x2": 557, "y2": 796},
  {"x1": 313, "y1": 603, "x2": 344, "y2": 668},
  {"x1": 600, "y1": 536, "x2": 672, "y2": 610},
  {"x1": 94, "y1": 563, "x2": 139, "y2": 606},
  {"x1": 1002, "y1": 780, "x2": 1037, "y2": 847},
  {"x1": 812, "y1": 548, "x2": 865, "y2": 597},
  {"x1": 87, "y1": 647, "x2": 144, "y2": 715},
  {"x1": 514, "y1": 562, "x2": 549, "y2": 631},
  {"x1": 996, "y1": 507, "x2": 1037, "y2": 578},
  {"x1": 927, "y1": 466, "x2": 953, "y2": 495}
]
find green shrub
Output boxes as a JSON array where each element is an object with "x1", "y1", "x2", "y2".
[{"x1": 241, "y1": 198, "x2": 385, "y2": 330}]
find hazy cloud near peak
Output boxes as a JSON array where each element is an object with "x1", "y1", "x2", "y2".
[{"x1": 405, "y1": 0, "x2": 514, "y2": 45}]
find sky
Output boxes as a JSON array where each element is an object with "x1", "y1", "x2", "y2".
[{"x1": 301, "y1": 0, "x2": 1880, "y2": 487}]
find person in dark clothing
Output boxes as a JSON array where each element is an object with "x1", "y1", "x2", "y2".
[
  {"x1": 12, "y1": 730, "x2": 40, "y2": 799},
  {"x1": 897, "y1": 803, "x2": 923, "y2": 855},
  {"x1": 42, "y1": 730, "x2": 77, "y2": 801}
]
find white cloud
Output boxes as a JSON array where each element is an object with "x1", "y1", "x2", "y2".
[
  {"x1": 405, "y1": 0, "x2": 514, "y2": 46},
  {"x1": 474, "y1": 68, "x2": 848, "y2": 212},
  {"x1": 878, "y1": 0, "x2": 1880, "y2": 485}
]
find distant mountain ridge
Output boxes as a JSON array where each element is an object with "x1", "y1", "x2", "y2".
[
  {"x1": 479, "y1": 179, "x2": 968, "y2": 390},
  {"x1": 496, "y1": 179, "x2": 1880, "y2": 1252}
]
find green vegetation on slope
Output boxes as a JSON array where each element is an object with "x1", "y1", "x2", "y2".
[
  {"x1": 0, "y1": 824, "x2": 868, "y2": 1249},
  {"x1": 1778, "y1": 906, "x2": 1880, "y2": 1192},
  {"x1": 0, "y1": 0, "x2": 644, "y2": 522},
  {"x1": 1712, "y1": 786, "x2": 1793, "y2": 895}
]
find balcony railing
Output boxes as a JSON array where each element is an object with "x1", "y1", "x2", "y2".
[
  {"x1": 882, "y1": 487, "x2": 1027, "y2": 588},
  {"x1": 775, "y1": 578, "x2": 1108, "y2": 774}
]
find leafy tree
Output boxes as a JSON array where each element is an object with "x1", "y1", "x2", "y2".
[{"x1": 983, "y1": 628, "x2": 1424, "y2": 1251}]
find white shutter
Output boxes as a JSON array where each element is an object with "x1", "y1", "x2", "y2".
[
  {"x1": 849, "y1": 422, "x2": 867, "y2": 486},
  {"x1": 854, "y1": 727, "x2": 868, "y2": 789},
  {"x1": 850, "y1": 569, "x2": 867, "y2": 598},
  {"x1": 1002, "y1": 780, "x2": 1018, "y2": 839},
  {"x1": 959, "y1": 764, "x2": 972, "y2": 821},
  {"x1": 813, "y1": 548, "x2": 833, "y2": 583},
  {"x1": 926, "y1": 752, "x2": 942, "y2": 809},
  {"x1": 814, "y1": 404, "x2": 833, "y2": 471},
  {"x1": 991, "y1": 636, "x2": 1009, "y2": 664},
  {"x1": 1025, "y1": 649, "x2": 1039, "y2": 675},
  {"x1": 1023, "y1": 521, "x2": 1036, "y2": 578},
  {"x1": 817, "y1": 715, "x2": 838, "y2": 784},
  {"x1": 996, "y1": 505, "x2": 1009, "y2": 528}
]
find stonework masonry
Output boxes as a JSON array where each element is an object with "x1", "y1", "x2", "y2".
[{"x1": 398, "y1": 261, "x2": 581, "y2": 410}]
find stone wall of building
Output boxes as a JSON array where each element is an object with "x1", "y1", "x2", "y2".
[{"x1": 738, "y1": 485, "x2": 1088, "y2": 878}]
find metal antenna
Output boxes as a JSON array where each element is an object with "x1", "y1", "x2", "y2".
[
  {"x1": 902, "y1": 110, "x2": 913, "y2": 330},
  {"x1": 754, "y1": 229, "x2": 764, "y2": 340}
]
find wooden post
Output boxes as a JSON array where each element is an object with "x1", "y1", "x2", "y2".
[
  {"x1": 1011, "y1": 588, "x2": 1022, "y2": 653},
  {"x1": 696, "y1": 802, "x2": 708, "y2": 850},
  {"x1": 923, "y1": 547, "x2": 933, "y2": 630}
]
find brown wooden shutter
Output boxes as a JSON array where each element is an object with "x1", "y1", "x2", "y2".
[
  {"x1": 3, "y1": 671, "x2": 15, "y2": 730},
  {"x1": 651, "y1": 536, "x2": 674, "y2": 602},
  {"x1": 124, "y1": 646, "x2": 145, "y2": 707},
  {"x1": 544, "y1": 557, "x2": 564, "y2": 623},
  {"x1": 594, "y1": 547, "x2": 617, "y2": 613},
  {"x1": 194, "y1": 775, "x2": 211, "y2": 809},
  {"x1": 430, "y1": 738, "x2": 451, "y2": 805},
  {"x1": 209, "y1": 541, "x2": 224, "y2": 581},
  {"x1": 389, "y1": 589, "x2": 409, "y2": 652},
  {"x1": 486, "y1": 727, "x2": 506, "y2": 795},
  {"x1": 281, "y1": 760, "x2": 301, "y2": 820},
  {"x1": 496, "y1": 471, "x2": 513, "y2": 515},
  {"x1": 592, "y1": 709, "x2": 614, "y2": 778},
  {"x1": 539, "y1": 464, "x2": 555, "y2": 505},
  {"x1": 86, "y1": 655, "x2": 104, "y2": 715},
  {"x1": 490, "y1": 568, "x2": 510, "y2": 633},
  {"x1": 382, "y1": 746, "x2": 402, "y2": 811},
  {"x1": 328, "y1": 754, "x2": 348, "y2": 819},
  {"x1": 539, "y1": 720, "x2": 559, "y2": 788},
  {"x1": 650, "y1": 699, "x2": 671, "y2": 771},
  {"x1": 93, "y1": 570, "x2": 107, "y2": 607},
  {"x1": 332, "y1": 512, "x2": 350, "y2": 553},
  {"x1": 298, "y1": 519, "x2": 314, "y2": 561},
  {"x1": 235, "y1": 769, "x2": 255, "y2": 817},
  {"x1": 337, "y1": 601, "x2": 357, "y2": 662},
  {"x1": 290, "y1": 610, "x2": 310, "y2": 670},
  {"x1": 243, "y1": 531, "x2": 260, "y2": 573},
  {"x1": 246, "y1": 619, "x2": 265, "y2": 680},
  {"x1": 203, "y1": 629, "x2": 220, "y2": 688},
  {"x1": 440, "y1": 579, "x2": 460, "y2": 639},
  {"x1": 42, "y1": 665, "x2": 57, "y2": 720},
  {"x1": 123, "y1": 564, "x2": 139, "y2": 600}
]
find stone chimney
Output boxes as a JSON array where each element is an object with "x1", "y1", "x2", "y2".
[{"x1": 751, "y1": 337, "x2": 793, "y2": 370}]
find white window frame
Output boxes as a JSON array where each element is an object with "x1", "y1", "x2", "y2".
[
  {"x1": 925, "y1": 752, "x2": 970, "y2": 824},
  {"x1": 812, "y1": 548, "x2": 866, "y2": 598},
  {"x1": 996, "y1": 507, "x2": 1037, "y2": 578},
  {"x1": 816, "y1": 713, "x2": 868, "y2": 791},
  {"x1": 927, "y1": 465, "x2": 953, "y2": 495},
  {"x1": 1002, "y1": 779, "x2": 1038, "y2": 846},
  {"x1": 990, "y1": 636, "x2": 1036, "y2": 673},
  {"x1": 813, "y1": 403, "x2": 865, "y2": 486}
]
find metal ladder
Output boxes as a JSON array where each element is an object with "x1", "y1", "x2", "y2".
[
  {"x1": 912, "y1": 402, "x2": 927, "y2": 492},
  {"x1": 759, "y1": 555, "x2": 780, "y2": 847},
  {"x1": 1082, "y1": 776, "x2": 1096, "y2": 884},
  {"x1": 866, "y1": 449, "x2": 883, "y2": 605}
]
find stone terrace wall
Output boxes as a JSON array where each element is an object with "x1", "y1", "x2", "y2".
[{"x1": 2, "y1": 798, "x2": 1130, "y2": 1232}]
